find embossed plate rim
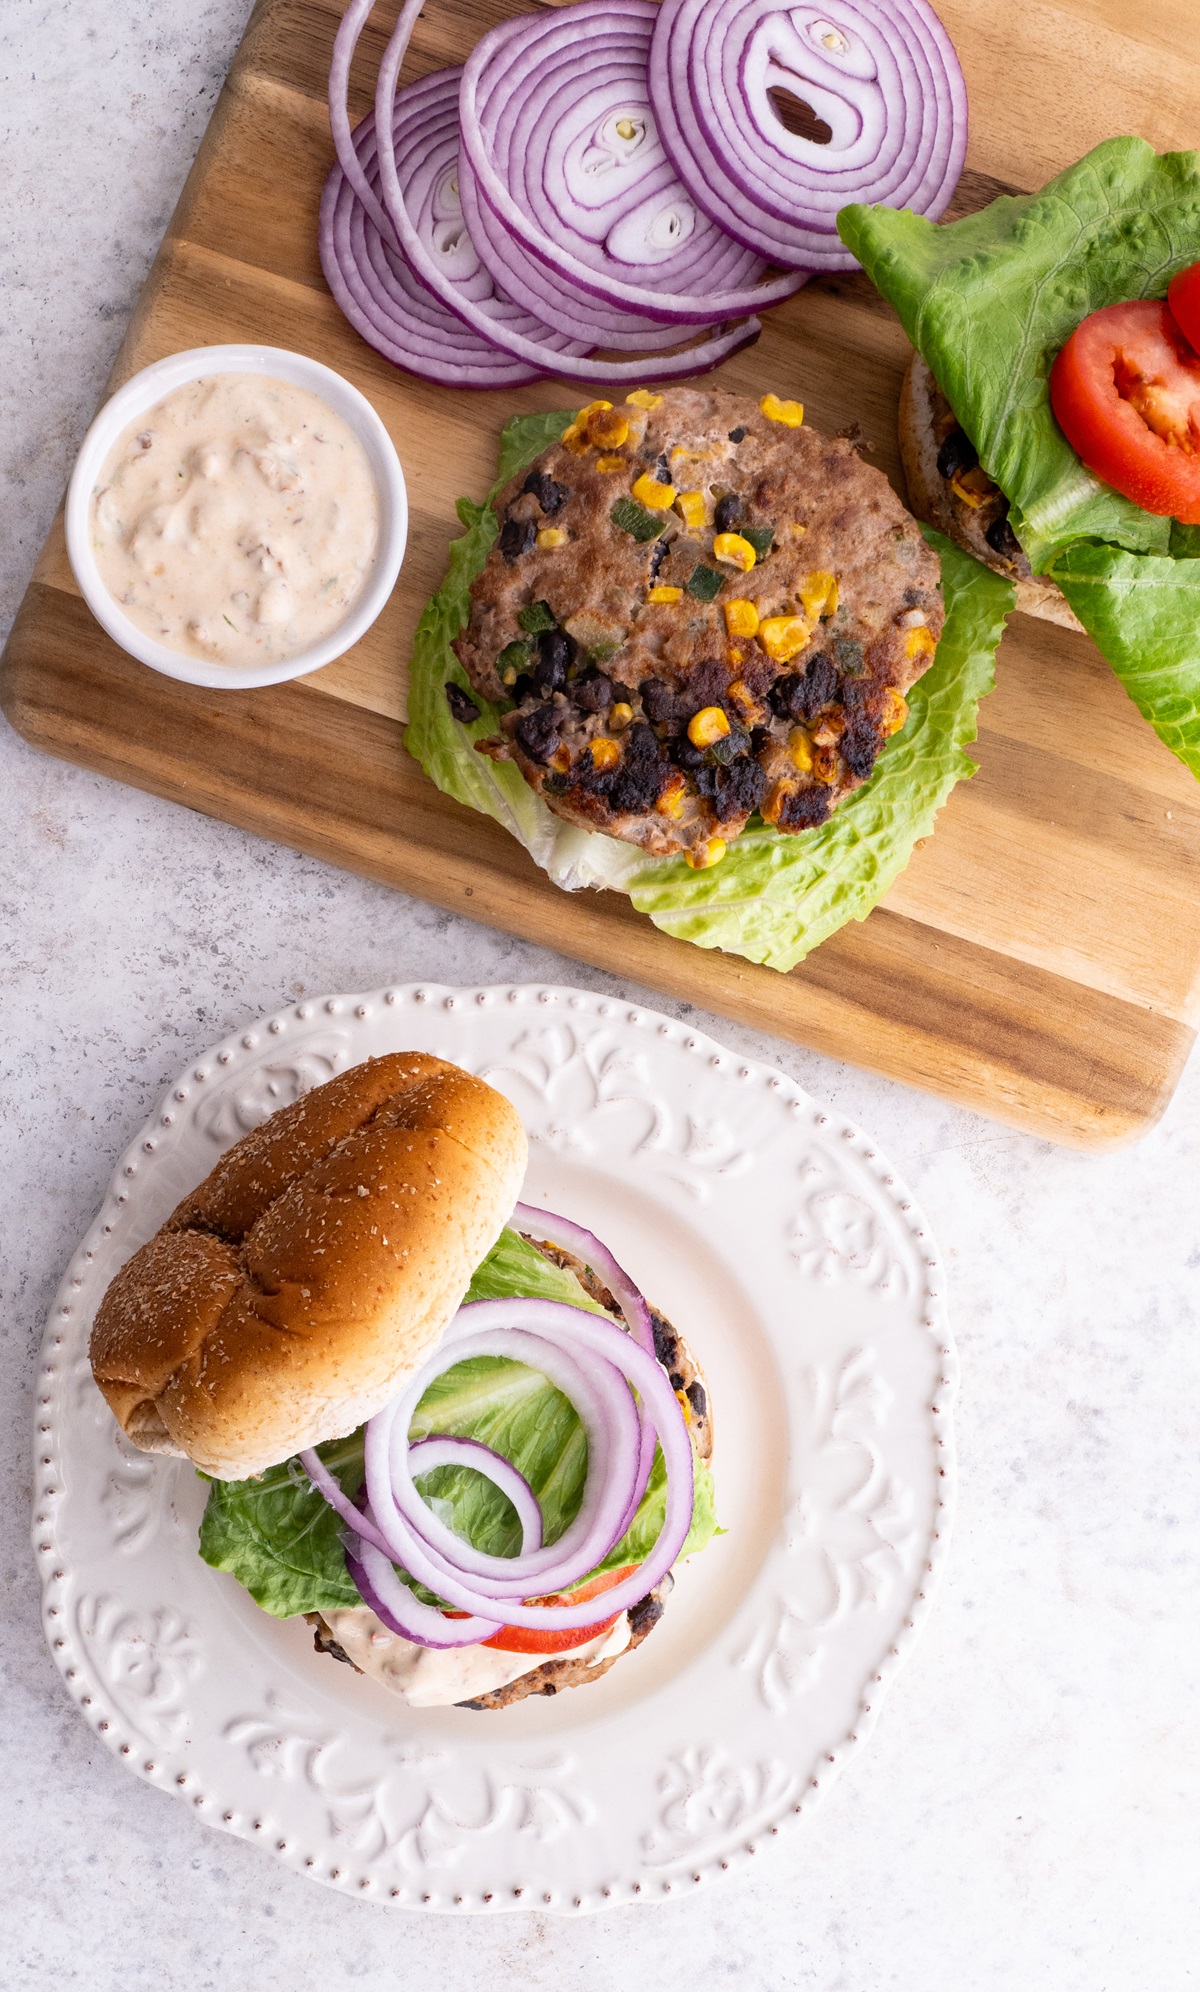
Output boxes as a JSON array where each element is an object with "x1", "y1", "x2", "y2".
[{"x1": 33, "y1": 982, "x2": 957, "y2": 1913}]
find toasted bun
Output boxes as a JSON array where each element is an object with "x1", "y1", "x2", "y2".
[
  {"x1": 89, "y1": 1054, "x2": 527, "y2": 1479},
  {"x1": 898, "y1": 352, "x2": 1084, "y2": 632}
]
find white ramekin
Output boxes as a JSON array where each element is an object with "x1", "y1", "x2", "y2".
[{"x1": 65, "y1": 344, "x2": 407, "y2": 690}]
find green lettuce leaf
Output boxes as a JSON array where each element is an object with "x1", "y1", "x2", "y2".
[
  {"x1": 198, "y1": 1226, "x2": 718, "y2": 1616},
  {"x1": 403, "y1": 409, "x2": 652, "y2": 894},
  {"x1": 838, "y1": 137, "x2": 1200, "y2": 777},
  {"x1": 628, "y1": 531, "x2": 1013, "y2": 969},
  {"x1": 403, "y1": 413, "x2": 1011, "y2": 968}
]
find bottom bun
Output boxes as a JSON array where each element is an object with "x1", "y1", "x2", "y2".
[
  {"x1": 899, "y1": 352, "x2": 1083, "y2": 632},
  {"x1": 306, "y1": 1266, "x2": 711, "y2": 1711}
]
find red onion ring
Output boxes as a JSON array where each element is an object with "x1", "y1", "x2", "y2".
[
  {"x1": 407, "y1": 1435, "x2": 544, "y2": 1553},
  {"x1": 347, "y1": 1539, "x2": 503, "y2": 1648},
  {"x1": 513, "y1": 1202, "x2": 655, "y2": 1355},
  {"x1": 648, "y1": 0, "x2": 967, "y2": 269},
  {"x1": 458, "y1": 0, "x2": 805, "y2": 325},
  {"x1": 513, "y1": 1201, "x2": 659, "y2": 1527}
]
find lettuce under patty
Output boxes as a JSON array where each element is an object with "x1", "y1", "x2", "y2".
[
  {"x1": 403, "y1": 410, "x2": 1014, "y2": 969},
  {"x1": 839, "y1": 137, "x2": 1200, "y2": 779},
  {"x1": 198, "y1": 1227, "x2": 717, "y2": 1619}
]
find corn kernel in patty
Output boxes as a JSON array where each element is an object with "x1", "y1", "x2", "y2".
[
  {"x1": 759, "y1": 614, "x2": 812, "y2": 663},
  {"x1": 688, "y1": 706, "x2": 731, "y2": 748},
  {"x1": 590, "y1": 408, "x2": 630, "y2": 449},
  {"x1": 799, "y1": 571, "x2": 838, "y2": 621},
  {"x1": 588, "y1": 737, "x2": 620, "y2": 770},
  {"x1": 713, "y1": 532, "x2": 756, "y2": 571},
  {"x1": 724, "y1": 598, "x2": 760, "y2": 638},
  {"x1": 905, "y1": 626, "x2": 936, "y2": 663},
  {"x1": 536, "y1": 527, "x2": 567, "y2": 549},
  {"x1": 881, "y1": 688, "x2": 909, "y2": 735},
  {"x1": 632, "y1": 472, "x2": 676, "y2": 510},
  {"x1": 686, "y1": 837, "x2": 727, "y2": 869},
  {"x1": 656, "y1": 773, "x2": 687, "y2": 818},
  {"x1": 626, "y1": 388, "x2": 663, "y2": 410},
  {"x1": 761, "y1": 392, "x2": 804, "y2": 427},
  {"x1": 647, "y1": 585, "x2": 683, "y2": 603},
  {"x1": 788, "y1": 728, "x2": 813, "y2": 773}
]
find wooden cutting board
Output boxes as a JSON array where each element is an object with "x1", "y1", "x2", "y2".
[{"x1": 6, "y1": 0, "x2": 1200, "y2": 1149}]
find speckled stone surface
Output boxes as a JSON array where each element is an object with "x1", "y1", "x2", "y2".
[{"x1": 2, "y1": 4, "x2": 1199, "y2": 1986}]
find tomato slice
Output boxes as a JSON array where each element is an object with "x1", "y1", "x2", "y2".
[
  {"x1": 1049, "y1": 299, "x2": 1200, "y2": 523},
  {"x1": 1167, "y1": 262, "x2": 1200, "y2": 355},
  {"x1": 442, "y1": 1564, "x2": 640, "y2": 1655}
]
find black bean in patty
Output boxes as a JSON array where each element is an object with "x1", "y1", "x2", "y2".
[
  {"x1": 499, "y1": 516, "x2": 537, "y2": 562},
  {"x1": 640, "y1": 676, "x2": 679, "y2": 725},
  {"x1": 768, "y1": 673, "x2": 804, "y2": 721},
  {"x1": 714, "y1": 491, "x2": 745, "y2": 533},
  {"x1": 574, "y1": 672, "x2": 613, "y2": 713},
  {"x1": 445, "y1": 682, "x2": 481, "y2": 724},
  {"x1": 840, "y1": 721, "x2": 882, "y2": 781},
  {"x1": 985, "y1": 511, "x2": 1021, "y2": 559},
  {"x1": 936, "y1": 427, "x2": 978, "y2": 481},
  {"x1": 628, "y1": 1593, "x2": 665, "y2": 1638},
  {"x1": 514, "y1": 704, "x2": 561, "y2": 763},
  {"x1": 776, "y1": 783, "x2": 832, "y2": 830},
  {"x1": 521, "y1": 468, "x2": 567, "y2": 515},
  {"x1": 533, "y1": 627, "x2": 571, "y2": 694},
  {"x1": 713, "y1": 757, "x2": 767, "y2": 819}
]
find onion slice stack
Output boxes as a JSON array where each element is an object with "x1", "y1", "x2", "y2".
[
  {"x1": 325, "y1": 0, "x2": 762, "y2": 387},
  {"x1": 299, "y1": 1222, "x2": 695, "y2": 1650},
  {"x1": 648, "y1": 0, "x2": 968, "y2": 270},
  {"x1": 457, "y1": 0, "x2": 805, "y2": 329}
]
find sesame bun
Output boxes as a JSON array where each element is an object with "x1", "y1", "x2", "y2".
[
  {"x1": 89, "y1": 1054, "x2": 527, "y2": 1479},
  {"x1": 898, "y1": 351, "x2": 1084, "y2": 632}
]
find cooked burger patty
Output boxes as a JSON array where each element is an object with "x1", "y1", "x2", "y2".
[
  {"x1": 898, "y1": 352, "x2": 1083, "y2": 632},
  {"x1": 451, "y1": 386, "x2": 945, "y2": 865}
]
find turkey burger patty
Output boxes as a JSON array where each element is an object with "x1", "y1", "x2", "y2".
[{"x1": 451, "y1": 386, "x2": 945, "y2": 868}]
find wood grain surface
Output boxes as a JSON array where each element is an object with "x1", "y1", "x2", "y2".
[{"x1": 6, "y1": 0, "x2": 1200, "y2": 1148}]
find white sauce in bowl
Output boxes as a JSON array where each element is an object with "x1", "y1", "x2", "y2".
[{"x1": 89, "y1": 372, "x2": 380, "y2": 667}]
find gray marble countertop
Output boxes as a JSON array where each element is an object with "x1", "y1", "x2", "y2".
[{"x1": 2, "y1": 4, "x2": 1197, "y2": 1985}]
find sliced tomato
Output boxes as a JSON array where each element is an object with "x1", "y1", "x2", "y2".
[
  {"x1": 1049, "y1": 299, "x2": 1200, "y2": 522},
  {"x1": 1167, "y1": 262, "x2": 1200, "y2": 354},
  {"x1": 442, "y1": 1564, "x2": 640, "y2": 1655}
]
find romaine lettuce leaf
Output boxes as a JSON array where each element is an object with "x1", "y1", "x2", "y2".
[
  {"x1": 403, "y1": 414, "x2": 1012, "y2": 968},
  {"x1": 198, "y1": 1225, "x2": 718, "y2": 1617},
  {"x1": 839, "y1": 138, "x2": 1200, "y2": 777}
]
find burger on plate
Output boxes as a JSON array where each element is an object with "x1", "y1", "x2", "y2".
[{"x1": 88, "y1": 1053, "x2": 717, "y2": 1709}]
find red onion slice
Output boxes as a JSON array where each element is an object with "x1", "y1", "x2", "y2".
[
  {"x1": 407, "y1": 1434, "x2": 544, "y2": 1553},
  {"x1": 513, "y1": 1201, "x2": 659, "y2": 1525},
  {"x1": 648, "y1": 0, "x2": 967, "y2": 269},
  {"x1": 347, "y1": 1539, "x2": 504, "y2": 1648},
  {"x1": 513, "y1": 1202, "x2": 655, "y2": 1355},
  {"x1": 459, "y1": 0, "x2": 806, "y2": 326}
]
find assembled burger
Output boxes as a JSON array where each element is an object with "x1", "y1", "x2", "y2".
[{"x1": 89, "y1": 1053, "x2": 717, "y2": 1708}]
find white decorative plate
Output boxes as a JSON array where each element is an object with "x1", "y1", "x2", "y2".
[{"x1": 34, "y1": 983, "x2": 955, "y2": 1914}]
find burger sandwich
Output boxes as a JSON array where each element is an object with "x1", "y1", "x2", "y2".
[
  {"x1": 840, "y1": 136, "x2": 1200, "y2": 782},
  {"x1": 89, "y1": 1053, "x2": 717, "y2": 1709}
]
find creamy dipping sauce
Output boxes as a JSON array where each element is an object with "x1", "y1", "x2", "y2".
[{"x1": 90, "y1": 372, "x2": 380, "y2": 666}]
